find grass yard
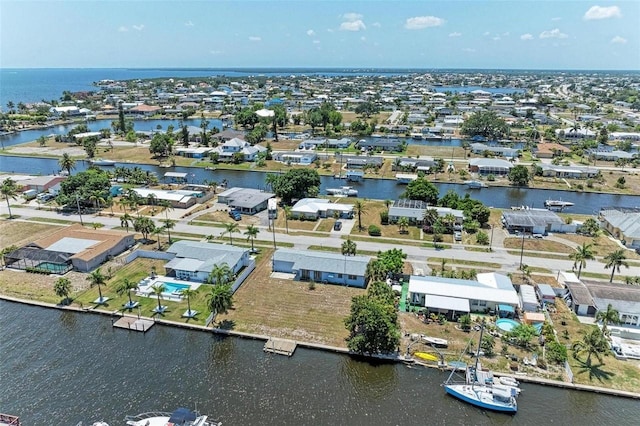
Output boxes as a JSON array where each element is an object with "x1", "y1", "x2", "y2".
[
  {"x1": 556, "y1": 233, "x2": 640, "y2": 260},
  {"x1": 503, "y1": 237, "x2": 573, "y2": 253},
  {"x1": 0, "y1": 220, "x2": 62, "y2": 249},
  {"x1": 217, "y1": 249, "x2": 364, "y2": 347}
]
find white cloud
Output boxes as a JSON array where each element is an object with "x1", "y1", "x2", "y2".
[
  {"x1": 493, "y1": 36, "x2": 501, "y2": 41},
  {"x1": 185, "y1": 20, "x2": 194, "y2": 27},
  {"x1": 551, "y1": 17, "x2": 562, "y2": 21},
  {"x1": 118, "y1": 26, "x2": 128, "y2": 32},
  {"x1": 132, "y1": 24, "x2": 144, "y2": 31},
  {"x1": 360, "y1": 36, "x2": 366, "y2": 41},
  {"x1": 372, "y1": 22, "x2": 381, "y2": 28},
  {"x1": 483, "y1": 31, "x2": 491, "y2": 36},
  {"x1": 313, "y1": 40, "x2": 320, "y2": 44},
  {"x1": 306, "y1": 29, "x2": 315, "y2": 36},
  {"x1": 342, "y1": 12, "x2": 363, "y2": 21},
  {"x1": 449, "y1": 32, "x2": 462, "y2": 37},
  {"x1": 611, "y1": 35, "x2": 627, "y2": 44},
  {"x1": 539, "y1": 28, "x2": 568, "y2": 39},
  {"x1": 584, "y1": 5, "x2": 622, "y2": 20},
  {"x1": 502, "y1": 32, "x2": 510, "y2": 37},
  {"x1": 405, "y1": 16, "x2": 445, "y2": 30},
  {"x1": 327, "y1": 28, "x2": 334, "y2": 33},
  {"x1": 340, "y1": 20, "x2": 366, "y2": 31},
  {"x1": 463, "y1": 48, "x2": 476, "y2": 53},
  {"x1": 520, "y1": 33, "x2": 534, "y2": 40},
  {"x1": 210, "y1": 50, "x2": 223, "y2": 55},
  {"x1": 249, "y1": 36, "x2": 261, "y2": 42}
]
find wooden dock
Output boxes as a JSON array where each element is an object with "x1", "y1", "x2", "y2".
[
  {"x1": 264, "y1": 337, "x2": 297, "y2": 356},
  {"x1": 113, "y1": 316, "x2": 154, "y2": 332}
]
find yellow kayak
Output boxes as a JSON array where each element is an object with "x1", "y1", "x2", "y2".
[{"x1": 414, "y1": 352, "x2": 439, "y2": 362}]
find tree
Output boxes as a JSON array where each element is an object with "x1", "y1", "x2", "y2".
[
  {"x1": 596, "y1": 304, "x2": 621, "y2": 336},
  {"x1": 569, "y1": 243, "x2": 595, "y2": 279},
  {"x1": 403, "y1": 177, "x2": 439, "y2": 204},
  {"x1": 269, "y1": 104, "x2": 287, "y2": 142},
  {"x1": 207, "y1": 283, "x2": 234, "y2": 320},
  {"x1": 207, "y1": 263, "x2": 233, "y2": 286},
  {"x1": 604, "y1": 249, "x2": 629, "y2": 283},
  {"x1": 86, "y1": 268, "x2": 107, "y2": 303},
  {"x1": 282, "y1": 205, "x2": 292, "y2": 234},
  {"x1": 161, "y1": 219, "x2": 176, "y2": 244},
  {"x1": 458, "y1": 313, "x2": 472, "y2": 331},
  {"x1": 149, "y1": 133, "x2": 173, "y2": 157},
  {"x1": 133, "y1": 216, "x2": 155, "y2": 241},
  {"x1": 355, "y1": 101, "x2": 380, "y2": 118},
  {"x1": 180, "y1": 287, "x2": 198, "y2": 317},
  {"x1": 57, "y1": 168, "x2": 110, "y2": 207},
  {"x1": 152, "y1": 226, "x2": 163, "y2": 249},
  {"x1": 476, "y1": 230, "x2": 489, "y2": 245},
  {"x1": 118, "y1": 102, "x2": 126, "y2": 133},
  {"x1": 353, "y1": 200, "x2": 367, "y2": 231},
  {"x1": 1, "y1": 177, "x2": 18, "y2": 219},
  {"x1": 481, "y1": 334, "x2": 495, "y2": 357},
  {"x1": 572, "y1": 327, "x2": 610, "y2": 367},
  {"x1": 508, "y1": 165, "x2": 530, "y2": 186},
  {"x1": 181, "y1": 124, "x2": 190, "y2": 147},
  {"x1": 579, "y1": 218, "x2": 600, "y2": 237},
  {"x1": 508, "y1": 323, "x2": 537, "y2": 348},
  {"x1": 223, "y1": 222, "x2": 239, "y2": 245},
  {"x1": 54, "y1": 277, "x2": 72, "y2": 305},
  {"x1": 397, "y1": 216, "x2": 409, "y2": 234},
  {"x1": 244, "y1": 224, "x2": 260, "y2": 252},
  {"x1": 269, "y1": 169, "x2": 321, "y2": 204},
  {"x1": 83, "y1": 139, "x2": 97, "y2": 158},
  {"x1": 235, "y1": 107, "x2": 259, "y2": 129},
  {"x1": 460, "y1": 111, "x2": 508, "y2": 141},
  {"x1": 366, "y1": 248, "x2": 406, "y2": 281},
  {"x1": 116, "y1": 278, "x2": 139, "y2": 308},
  {"x1": 150, "y1": 283, "x2": 166, "y2": 313},
  {"x1": 59, "y1": 153, "x2": 76, "y2": 176},
  {"x1": 344, "y1": 282, "x2": 400, "y2": 354},
  {"x1": 341, "y1": 239, "x2": 357, "y2": 256},
  {"x1": 120, "y1": 212, "x2": 133, "y2": 232}
]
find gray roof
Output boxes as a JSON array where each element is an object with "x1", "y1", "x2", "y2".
[
  {"x1": 273, "y1": 248, "x2": 370, "y2": 276},
  {"x1": 468, "y1": 158, "x2": 514, "y2": 169},
  {"x1": 218, "y1": 187, "x2": 275, "y2": 208},
  {"x1": 566, "y1": 281, "x2": 595, "y2": 307},
  {"x1": 600, "y1": 208, "x2": 640, "y2": 239},
  {"x1": 502, "y1": 209, "x2": 564, "y2": 228},
  {"x1": 584, "y1": 280, "x2": 640, "y2": 315},
  {"x1": 166, "y1": 241, "x2": 247, "y2": 273},
  {"x1": 46, "y1": 237, "x2": 100, "y2": 254}
]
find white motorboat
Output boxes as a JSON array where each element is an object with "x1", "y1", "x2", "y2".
[
  {"x1": 89, "y1": 158, "x2": 116, "y2": 166},
  {"x1": 396, "y1": 173, "x2": 418, "y2": 184},
  {"x1": 125, "y1": 407, "x2": 221, "y2": 426},
  {"x1": 326, "y1": 186, "x2": 358, "y2": 197},
  {"x1": 464, "y1": 180, "x2": 488, "y2": 189},
  {"x1": 544, "y1": 199, "x2": 574, "y2": 210},
  {"x1": 421, "y1": 335, "x2": 449, "y2": 348},
  {"x1": 443, "y1": 325, "x2": 520, "y2": 413}
]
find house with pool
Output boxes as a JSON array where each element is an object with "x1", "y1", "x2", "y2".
[
  {"x1": 407, "y1": 273, "x2": 520, "y2": 320},
  {"x1": 163, "y1": 240, "x2": 251, "y2": 282}
]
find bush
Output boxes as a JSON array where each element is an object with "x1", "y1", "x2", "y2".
[
  {"x1": 546, "y1": 340, "x2": 568, "y2": 364},
  {"x1": 368, "y1": 225, "x2": 381, "y2": 236},
  {"x1": 379, "y1": 211, "x2": 389, "y2": 225},
  {"x1": 476, "y1": 230, "x2": 489, "y2": 245}
]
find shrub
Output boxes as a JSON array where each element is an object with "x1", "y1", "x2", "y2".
[
  {"x1": 368, "y1": 225, "x2": 381, "y2": 236},
  {"x1": 546, "y1": 340, "x2": 568, "y2": 364},
  {"x1": 476, "y1": 231, "x2": 489, "y2": 245},
  {"x1": 487, "y1": 174, "x2": 496, "y2": 182},
  {"x1": 379, "y1": 211, "x2": 389, "y2": 225}
]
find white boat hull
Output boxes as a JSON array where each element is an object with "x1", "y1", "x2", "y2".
[{"x1": 444, "y1": 384, "x2": 517, "y2": 413}]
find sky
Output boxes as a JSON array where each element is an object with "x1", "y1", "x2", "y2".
[{"x1": 1, "y1": 0, "x2": 639, "y2": 70}]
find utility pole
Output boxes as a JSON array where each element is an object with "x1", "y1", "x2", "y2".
[
  {"x1": 519, "y1": 231, "x2": 525, "y2": 270},
  {"x1": 76, "y1": 193, "x2": 84, "y2": 226},
  {"x1": 489, "y1": 225, "x2": 495, "y2": 252}
]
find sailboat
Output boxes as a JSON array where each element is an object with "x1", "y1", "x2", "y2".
[{"x1": 443, "y1": 324, "x2": 519, "y2": 413}]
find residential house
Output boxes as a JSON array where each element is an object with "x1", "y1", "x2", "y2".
[
  {"x1": 388, "y1": 199, "x2": 464, "y2": 225},
  {"x1": 216, "y1": 137, "x2": 266, "y2": 162},
  {"x1": 470, "y1": 143, "x2": 519, "y2": 158},
  {"x1": 290, "y1": 198, "x2": 354, "y2": 220},
  {"x1": 468, "y1": 158, "x2": 514, "y2": 175},
  {"x1": 538, "y1": 164, "x2": 599, "y2": 179},
  {"x1": 272, "y1": 248, "x2": 370, "y2": 288},
  {"x1": 164, "y1": 241, "x2": 251, "y2": 282},
  {"x1": 501, "y1": 209, "x2": 576, "y2": 234},
  {"x1": 599, "y1": 207, "x2": 640, "y2": 248},
  {"x1": 131, "y1": 187, "x2": 197, "y2": 209},
  {"x1": 355, "y1": 138, "x2": 405, "y2": 152},
  {"x1": 534, "y1": 142, "x2": 571, "y2": 159},
  {"x1": 216, "y1": 187, "x2": 275, "y2": 214},
  {"x1": 272, "y1": 151, "x2": 317, "y2": 165}
]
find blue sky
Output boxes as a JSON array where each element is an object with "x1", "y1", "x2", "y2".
[{"x1": 1, "y1": 1, "x2": 639, "y2": 70}]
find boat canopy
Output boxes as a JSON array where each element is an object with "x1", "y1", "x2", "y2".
[
  {"x1": 168, "y1": 408, "x2": 197, "y2": 424},
  {"x1": 426, "y1": 295, "x2": 470, "y2": 312}
]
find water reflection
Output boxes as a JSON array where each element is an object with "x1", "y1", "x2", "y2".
[
  {"x1": 58, "y1": 310, "x2": 77, "y2": 331},
  {"x1": 339, "y1": 356, "x2": 399, "y2": 399}
]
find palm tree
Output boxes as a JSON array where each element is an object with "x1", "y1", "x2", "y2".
[
  {"x1": 86, "y1": 268, "x2": 107, "y2": 303},
  {"x1": 353, "y1": 200, "x2": 367, "y2": 231},
  {"x1": 150, "y1": 283, "x2": 166, "y2": 313},
  {"x1": 604, "y1": 249, "x2": 629, "y2": 283},
  {"x1": 282, "y1": 205, "x2": 292, "y2": 234},
  {"x1": 118, "y1": 197, "x2": 130, "y2": 213},
  {"x1": 54, "y1": 277, "x2": 72, "y2": 305},
  {"x1": 207, "y1": 283, "x2": 234, "y2": 321},
  {"x1": 159, "y1": 200, "x2": 173, "y2": 219},
  {"x1": 568, "y1": 242, "x2": 595, "y2": 279},
  {"x1": 1, "y1": 177, "x2": 18, "y2": 219},
  {"x1": 180, "y1": 287, "x2": 197, "y2": 317},
  {"x1": 207, "y1": 263, "x2": 232, "y2": 286},
  {"x1": 341, "y1": 238, "x2": 357, "y2": 256},
  {"x1": 572, "y1": 327, "x2": 610, "y2": 367},
  {"x1": 223, "y1": 222, "x2": 240, "y2": 245},
  {"x1": 397, "y1": 216, "x2": 409, "y2": 234},
  {"x1": 442, "y1": 213, "x2": 457, "y2": 232},
  {"x1": 89, "y1": 192, "x2": 106, "y2": 215},
  {"x1": 58, "y1": 153, "x2": 76, "y2": 175},
  {"x1": 244, "y1": 225, "x2": 259, "y2": 252},
  {"x1": 161, "y1": 219, "x2": 176, "y2": 243},
  {"x1": 152, "y1": 226, "x2": 163, "y2": 249},
  {"x1": 596, "y1": 303, "x2": 621, "y2": 336},
  {"x1": 384, "y1": 199, "x2": 392, "y2": 211},
  {"x1": 116, "y1": 278, "x2": 139, "y2": 309},
  {"x1": 423, "y1": 208, "x2": 439, "y2": 226},
  {"x1": 120, "y1": 212, "x2": 133, "y2": 232}
]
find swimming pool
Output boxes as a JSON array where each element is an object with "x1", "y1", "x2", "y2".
[
  {"x1": 160, "y1": 282, "x2": 191, "y2": 294},
  {"x1": 496, "y1": 318, "x2": 521, "y2": 332}
]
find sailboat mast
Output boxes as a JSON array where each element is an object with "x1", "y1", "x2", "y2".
[{"x1": 471, "y1": 323, "x2": 484, "y2": 390}]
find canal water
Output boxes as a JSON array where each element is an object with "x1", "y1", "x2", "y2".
[
  {"x1": 1, "y1": 155, "x2": 638, "y2": 214},
  {"x1": 1, "y1": 301, "x2": 638, "y2": 425}
]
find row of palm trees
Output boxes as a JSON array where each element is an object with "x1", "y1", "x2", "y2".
[
  {"x1": 568, "y1": 242, "x2": 629, "y2": 283},
  {"x1": 212, "y1": 222, "x2": 260, "y2": 250}
]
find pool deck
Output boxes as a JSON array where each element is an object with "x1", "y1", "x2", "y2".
[{"x1": 136, "y1": 276, "x2": 201, "y2": 301}]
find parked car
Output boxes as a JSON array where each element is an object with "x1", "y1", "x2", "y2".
[
  {"x1": 229, "y1": 209, "x2": 241, "y2": 221},
  {"x1": 36, "y1": 193, "x2": 54, "y2": 202},
  {"x1": 533, "y1": 233, "x2": 543, "y2": 239},
  {"x1": 334, "y1": 221, "x2": 342, "y2": 231},
  {"x1": 454, "y1": 231, "x2": 462, "y2": 241}
]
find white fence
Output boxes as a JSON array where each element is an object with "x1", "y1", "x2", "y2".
[{"x1": 232, "y1": 259, "x2": 256, "y2": 293}]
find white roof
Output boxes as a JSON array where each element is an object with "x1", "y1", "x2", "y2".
[
  {"x1": 291, "y1": 198, "x2": 353, "y2": 214},
  {"x1": 426, "y1": 295, "x2": 470, "y2": 312},
  {"x1": 408, "y1": 273, "x2": 520, "y2": 306},
  {"x1": 46, "y1": 237, "x2": 99, "y2": 254},
  {"x1": 132, "y1": 188, "x2": 194, "y2": 203}
]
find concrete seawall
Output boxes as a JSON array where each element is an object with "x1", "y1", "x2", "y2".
[{"x1": 2, "y1": 294, "x2": 639, "y2": 400}]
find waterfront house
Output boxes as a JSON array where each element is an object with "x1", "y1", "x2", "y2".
[
  {"x1": 538, "y1": 164, "x2": 599, "y2": 179},
  {"x1": 355, "y1": 138, "x2": 405, "y2": 152},
  {"x1": 216, "y1": 187, "x2": 275, "y2": 214},
  {"x1": 388, "y1": 199, "x2": 464, "y2": 225},
  {"x1": 599, "y1": 207, "x2": 640, "y2": 248},
  {"x1": 216, "y1": 137, "x2": 266, "y2": 162},
  {"x1": 470, "y1": 143, "x2": 519, "y2": 159},
  {"x1": 408, "y1": 273, "x2": 520, "y2": 319},
  {"x1": 164, "y1": 240, "x2": 251, "y2": 282},
  {"x1": 468, "y1": 158, "x2": 513, "y2": 175},
  {"x1": 131, "y1": 187, "x2": 197, "y2": 209},
  {"x1": 534, "y1": 142, "x2": 571, "y2": 159},
  {"x1": 290, "y1": 198, "x2": 354, "y2": 220},
  {"x1": 272, "y1": 150, "x2": 317, "y2": 165},
  {"x1": 501, "y1": 209, "x2": 576, "y2": 234},
  {"x1": 272, "y1": 248, "x2": 370, "y2": 288},
  {"x1": 344, "y1": 155, "x2": 384, "y2": 169},
  {"x1": 588, "y1": 149, "x2": 635, "y2": 162},
  {"x1": 128, "y1": 104, "x2": 162, "y2": 116}
]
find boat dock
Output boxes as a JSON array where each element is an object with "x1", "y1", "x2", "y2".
[
  {"x1": 112, "y1": 315, "x2": 155, "y2": 332},
  {"x1": 264, "y1": 337, "x2": 297, "y2": 356}
]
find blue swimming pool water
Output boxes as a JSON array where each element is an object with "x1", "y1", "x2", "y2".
[
  {"x1": 160, "y1": 282, "x2": 191, "y2": 294},
  {"x1": 496, "y1": 318, "x2": 521, "y2": 332}
]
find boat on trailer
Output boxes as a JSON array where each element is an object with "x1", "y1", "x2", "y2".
[{"x1": 443, "y1": 325, "x2": 520, "y2": 413}]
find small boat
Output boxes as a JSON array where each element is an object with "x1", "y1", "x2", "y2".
[
  {"x1": 421, "y1": 335, "x2": 449, "y2": 348},
  {"x1": 414, "y1": 352, "x2": 439, "y2": 362},
  {"x1": 326, "y1": 186, "x2": 358, "y2": 197},
  {"x1": 396, "y1": 173, "x2": 418, "y2": 184},
  {"x1": 125, "y1": 407, "x2": 221, "y2": 426},
  {"x1": 544, "y1": 199, "x2": 574, "y2": 210},
  {"x1": 0, "y1": 413, "x2": 21, "y2": 426},
  {"x1": 90, "y1": 158, "x2": 116, "y2": 166},
  {"x1": 443, "y1": 325, "x2": 519, "y2": 413},
  {"x1": 464, "y1": 180, "x2": 488, "y2": 189}
]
